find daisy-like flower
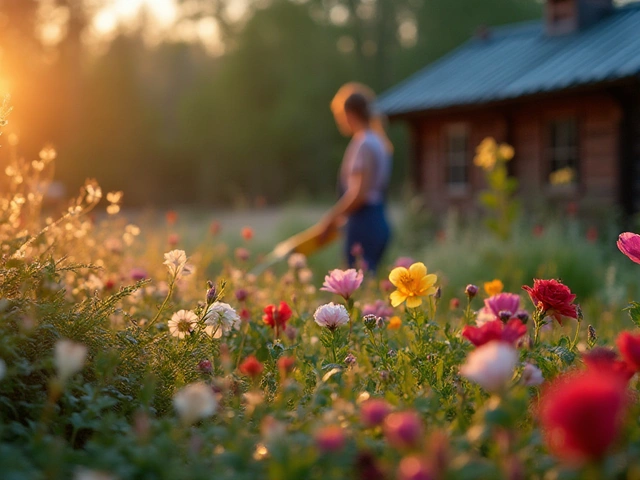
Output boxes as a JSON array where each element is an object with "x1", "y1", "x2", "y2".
[
  {"x1": 314, "y1": 303, "x2": 350, "y2": 330},
  {"x1": 388, "y1": 262, "x2": 437, "y2": 308},
  {"x1": 204, "y1": 302, "x2": 241, "y2": 338},
  {"x1": 163, "y1": 249, "x2": 194, "y2": 279},
  {"x1": 168, "y1": 310, "x2": 198, "y2": 339}
]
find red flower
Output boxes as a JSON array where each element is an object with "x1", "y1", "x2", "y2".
[
  {"x1": 165, "y1": 210, "x2": 178, "y2": 225},
  {"x1": 582, "y1": 348, "x2": 634, "y2": 383},
  {"x1": 241, "y1": 226, "x2": 254, "y2": 241},
  {"x1": 522, "y1": 279, "x2": 577, "y2": 324},
  {"x1": 239, "y1": 355, "x2": 263, "y2": 378},
  {"x1": 461, "y1": 319, "x2": 527, "y2": 347},
  {"x1": 315, "y1": 425, "x2": 346, "y2": 453},
  {"x1": 538, "y1": 371, "x2": 628, "y2": 463},
  {"x1": 263, "y1": 302, "x2": 293, "y2": 329},
  {"x1": 616, "y1": 331, "x2": 640, "y2": 371},
  {"x1": 277, "y1": 356, "x2": 295, "y2": 376}
]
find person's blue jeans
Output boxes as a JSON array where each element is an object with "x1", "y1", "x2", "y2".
[{"x1": 345, "y1": 203, "x2": 390, "y2": 272}]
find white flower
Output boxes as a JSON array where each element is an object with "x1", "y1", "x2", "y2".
[
  {"x1": 173, "y1": 382, "x2": 217, "y2": 424},
  {"x1": 288, "y1": 253, "x2": 307, "y2": 269},
  {"x1": 460, "y1": 341, "x2": 517, "y2": 392},
  {"x1": 314, "y1": 303, "x2": 350, "y2": 330},
  {"x1": 0, "y1": 359, "x2": 6, "y2": 380},
  {"x1": 203, "y1": 302, "x2": 241, "y2": 338},
  {"x1": 55, "y1": 339, "x2": 88, "y2": 382},
  {"x1": 476, "y1": 306, "x2": 496, "y2": 326},
  {"x1": 168, "y1": 310, "x2": 198, "y2": 339},
  {"x1": 163, "y1": 249, "x2": 193, "y2": 279},
  {"x1": 521, "y1": 362, "x2": 544, "y2": 386}
]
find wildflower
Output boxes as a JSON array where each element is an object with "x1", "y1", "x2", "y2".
[
  {"x1": 235, "y1": 247, "x2": 250, "y2": 261},
  {"x1": 206, "y1": 282, "x2": 217, "y2": 304},
  {"x1": 521, "y1": 363, "x2": 544, "y2": 386},
  {"x1": 484, "y1": 293, "x2": 521, "y2": 321},
  {"x1": 522, "y1": 279, "x2": 578, "y2": 324},
  {"x1": 388, "y1": 316, "x2": 402, "y2": 330},
  {"x1": 203, "y1": 302, "x2": 241, "y2": 338},
  {"x1": 461, "y1": 319, "x2": 527, "y2": 347},
  {"x1": 55, "y1": 339, "x2": 88, "y2": 383},
  {"x1": 277, "y1": 356, "x2": 295, "y2": 376},
  {"x1": 582, "y1": 348, "x2": 634, "y2": 383},
  {"x1": 235, "y1": 288, "x2": 248, "y2": 302},
  {"x1": 474, "y1": 137, "x2": 498, "y2": 170},
  {"x1": 394, "y1": 256, "x2": 415, "y2": 269},
  {"x1": 314, "y1": 303, "x2": 350, "y2": 330},
  {"x1": 460, "y1": 341, "x2": 518, "y2": 392},
  {"x1": 389, "y1": 262, "x2": 438, "y2": 308},
  {"x1": 617, "y1": 232, "x2": 640, "y2": 265},
  {"x1": 288, "y1": 253, "x2": 307, "y2": 269},
  {"x1": 173, "y1": 382, "x2": 217, "y2": 425},
  {"x1": 198, "y1": 360, "x2": 213, "y2": 374},
  {"x1": 498, "y1": 144, "x2": 514, "y2": 161},
  {"x1": 465, "y1": 284, "x2": 478, "y2": 298},
  {"x1": 263, "y1": 301, "x2": 293, "y2": 330},
  {"x1": 616, "y1": 331, "x2": 640, "y2": 371},
  {"x1": 163, "y1": 249, "x2": 193, "y2": 279},
  {"x1": 383, "y1": 411, "x2": 423, "y2": 449},
  {"x1": 321, "y1": 268, "x2": 363, "y2": 300},
  {"x1": 449, "y1": 298, "x2": 460, "y2": 310},
  {"x1": 360, "y1": 398, "x2": 391, "y2": 428},
  {"x1": 362, "y1": 299, "x2": 394, "y2": 319},
  {"x1": 363, "y1": 314, "x2": 379, "y2": 330},
  {"x1": 344, "y1": 353, "x2": 357, "y2": 366},
  {"x1": 241, "y1": 226, "x2": 254, "y2": 240},
  {"x1": 239, "y1": 355, "x2": 264, "y2": 379},
  {"x1": 165, "y1": 210, "x2": 178, "y2": 225},
  {"x1": 168, "y1": 233, "x2": 180, "y2": 247},
  {"x1": 397, "y1": 456, "x2": 433, "y2": 480},
  {"x1": 538, "y1": 371, "x2": 628, "y2": 463},
  {"x1": 168, "y1": 310, "x2": 198, "y2": 339},
  {"x1": 549, "y1": 167, "x2": 575, "y2": 185},
  {"x1": 483, "y1": 279, "x2": 504, "y2": 296},
  {"x1": 315, "y1": 425, "x2": 346, "y2": 453},
  {"x1": 130, "y1": 267, "x2": 148, "y2": 281}
]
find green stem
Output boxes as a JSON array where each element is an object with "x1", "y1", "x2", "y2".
[
  {"x1": 570, "y1": 320, "x2": 582, "y2": 351},
  {"x1": 147, "y1": 279, "x2": 175, "y2": 329},
  {"x1": 331, "y1": 329, "x2": 338, "y2": 364}
]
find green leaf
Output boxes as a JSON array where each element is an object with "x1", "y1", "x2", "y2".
[{"x1": 625, "y1": 302, "x2": 640, "y2": 328}]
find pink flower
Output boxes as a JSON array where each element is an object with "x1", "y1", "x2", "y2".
[
  {"x1": 360, "y1": 399, "x2": 392, "y2": 427},
  {"x1": 394, "y1": 257, "x2": 415, "y2": 269},
  {"x1": 617, "y1": 232, "x2": 640, "y2": 265},
  {"x1": 130, "y1": 268, "x2": 148, "y2": 281},
  {"x1": 362, "y1": 300, "x2": 394, "y2": 319},
  {"x1": 461, "y1": 319, "x2": 527, "y2": 347},
  {"x1": 321, "y1": 268, "x2": 363, "y2": 300},
  {"x1": 383, "y1": 411, "x2": 423, "y2": 449},
  {"x1": 484, "y1": 293, "x2": 522, "y2": 320},
  {"x1": 315, "y1": 425, "x2": 346, "y2": 453}
]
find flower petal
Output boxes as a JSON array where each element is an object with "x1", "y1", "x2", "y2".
[
  {"x1": 390, "y1": 290, "x2": 407, "y2": 307},
  {"x1": 408, "y1": 262, "x2": 427, "y2": 279},
  {"x1": 389, "y1": 267, "x2": 407, "y2": 287},
  {"x1": 405, "y1": 296, "x2": 423, "y2": 309}
]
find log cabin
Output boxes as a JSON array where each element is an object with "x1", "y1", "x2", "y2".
[{"x1": 378, "y1": 0, "x2": 640, "y2": 216}]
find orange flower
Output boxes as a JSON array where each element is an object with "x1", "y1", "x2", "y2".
[
  {"x1": 484, "y1": 279, "x2": 504, "y2": 296},
  {"x1": 388, "y1": 262, "x2": 438, "y2": 309}
]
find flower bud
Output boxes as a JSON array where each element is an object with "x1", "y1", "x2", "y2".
[
  {"x1": 587, "y1": 325, "x2": 597, "y2": 348},
  {"x1": 198, "y1": 360, "x2": 213, "y2": 374},
  {"x1": 498, "y1": 310, "x2": 513, "y2": 322},
  {"x1": 384, "y1": 411, "x2": 424, "y2": 449},
  {"x1": 434, "y1": 287, "x2": 442, "y2": 300},
  {"x1": 206, "y1": 281, "x2": 217, "y2": 305},
  {"x1": 344, "y1": 353, "x2": 357, "y2": 367},
  {"x1": 465, "y1": 284, "x2": 478, "y2": 298},
  {"x1": 363, "y1": 314, "x2": 378, "y2": 331},
  {"x1": 516, "y1": 310, "x2": 529, "y2": 324}
]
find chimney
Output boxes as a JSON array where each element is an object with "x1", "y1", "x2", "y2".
[{"x1": 545, "y1": 0, "x2": 613, "y2": 36}]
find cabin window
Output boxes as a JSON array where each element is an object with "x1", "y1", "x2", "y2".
[
  {"x1": 445, "y1": 125, "x2": 469, "y2": 188},
  {"x1": 548, "y1": 118, "x2": 579, "y2": 186}
]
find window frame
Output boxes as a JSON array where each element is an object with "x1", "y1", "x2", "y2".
[
  {"x1": 546, "y1": 116, "x2": 580, "y2": 188},
  {"x1": 444, "y1": 123, "x2": 471, "y2": 194}
]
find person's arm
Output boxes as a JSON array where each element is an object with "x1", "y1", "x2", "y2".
[{"x1": 318, "y1": 144, "x2": 375, "y2": 234}]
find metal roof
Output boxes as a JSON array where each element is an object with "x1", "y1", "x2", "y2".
[{"x1": 378, "y1": 4, "x2": 640, "y2": 117}]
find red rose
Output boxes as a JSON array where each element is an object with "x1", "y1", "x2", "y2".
[
  {"x1": 616, "y1": 331, "x2": 640, "y2": 371},
  {"x1": 461, "y1": 319, "x2": 527, "y2": 347},
  {"x1": 263, "y1": 301, "x2": 293, "y2": 329},
  {"x1": 538, "y1": 371, "x2": 628, "y2": 463},
  {"x1": 239, "y1": 355, "x2": 263, "y2": 379},
  {"x1": 582, "y1": 348, "x2": 634, "y2": 384},
  {"x1": 522, "y1": 279, "x2": 577, "y2": 324}
]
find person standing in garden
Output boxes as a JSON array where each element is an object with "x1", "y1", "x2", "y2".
[{"x1": 317, "y1": 83, "x2": 393, "y2": 272}]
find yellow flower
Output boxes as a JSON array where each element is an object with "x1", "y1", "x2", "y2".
[
  {"x1": 498, "y1": 144, "x2": 514, "y2": 161},
  {"x1": 387, "y1": 316, "x2": 402, "y2": 330},
  {"x1": 549, "y1": 167, "x2": 575, "y2": 186},
  {"x1": 388, "y1": 262, "x2": 438, "y2": 308},
  {"x1": 484, "y1": 279, "x2": 504, "y2": 296}
]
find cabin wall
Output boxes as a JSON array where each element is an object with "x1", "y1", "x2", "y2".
[{"x1": 412, "y1": 92, "x2": 622, "y2": 215}]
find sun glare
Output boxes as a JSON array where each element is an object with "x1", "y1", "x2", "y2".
[{"x1": 93, "y1": 0, "x2": 177, "y2": 35}]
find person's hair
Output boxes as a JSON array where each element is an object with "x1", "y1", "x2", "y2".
[{"x1": 343, "y1": 92, "x2": 371, "y2": 122}]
